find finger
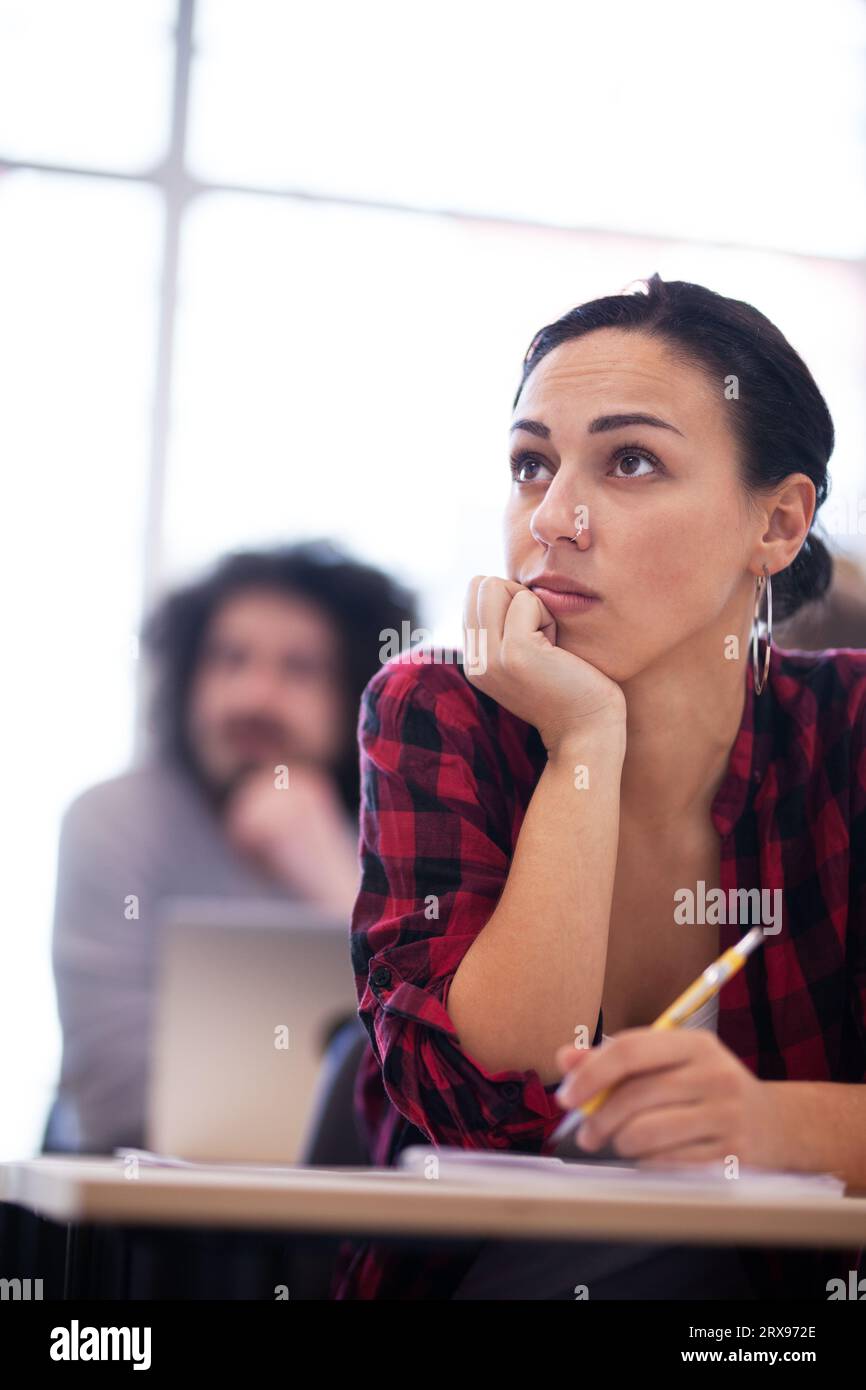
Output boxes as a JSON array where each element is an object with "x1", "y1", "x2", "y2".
[
  {"x1": 462, "y1": 575, "x2": 487, "y2": 673},
  {"x1": 638, "y1": 1140, "x2": 726, "y2": 1167},
  {"x1": 502, "y1": 586, "x2": 557, "y2": 647},
  {"x1": 462, "y1": 574, "x2": 484, "y2": 641},
  {"x1": 556, "y1": 1027, "x2": 712, "y2": 1108},
  {"x1": 467, "y1": 576, "x2": 531, "y2": 678},
  {"x1": 475, "y1": 575, "x2": 523, "y2": 650},
  {"x1": 475, "y1": 572, "x2": 514, "y2": 647},
  {"x1": 575, "y1": 1066, "x2": 709, "y2": 1152},
  {"x1": 555, "y1": 1041, "x2": 593, "y2": 1074},
  {"x1": 599, "y1": 1103, "x2": 724, "y2": 1162}
]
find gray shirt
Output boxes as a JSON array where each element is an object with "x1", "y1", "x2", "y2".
[{"x1": 50, "y1": 758, "x2": 301, "y2": 1153}]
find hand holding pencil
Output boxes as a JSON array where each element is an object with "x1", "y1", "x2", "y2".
[{"x1": 549, "y1": 927, "x2": 766, "y2": 1149}]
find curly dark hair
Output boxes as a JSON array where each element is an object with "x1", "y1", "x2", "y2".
[
  {"x1": 514, "y1": 273, "x2": 835, "y2": 623},
  {"x1": 139, "y1": 538, "x2": 420, "y2": 816}
]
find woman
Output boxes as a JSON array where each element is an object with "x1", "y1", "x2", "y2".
[{"x1": 332, "y1": 274, "x2": 866, "y2": 1299}]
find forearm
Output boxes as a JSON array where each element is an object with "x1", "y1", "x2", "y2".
[
  {"x1": 765, "y1": 1080, "x2": 866, "y2": 1191},
  {"x1": 446, "y1": 717, "x2": 626, "y2": 1083}
]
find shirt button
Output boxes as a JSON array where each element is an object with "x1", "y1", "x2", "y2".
[
  {"x1": 500, "y1": 1082, "x2": 521, "y2": 1101},
  {"x1": 371, "y1": 966, "x2": 392, "y2": 989}
]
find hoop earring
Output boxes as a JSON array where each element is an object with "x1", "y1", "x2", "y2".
[{"x1": 752, "y1": 564, "x2": 772, "y2": 695}]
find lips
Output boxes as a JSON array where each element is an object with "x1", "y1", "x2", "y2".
[
  {"x1": 530, "y1": 586, "x2": 601, "y2": 613},
  {"x1": 526, "y1": 574, "x2": 601, "y2": 600},
  {"x1": 532, "y1": 585, "x2": 598, "y2": 600},
  {"x1": 227, "y1": 726, "x2": 281, "y2": 748}
]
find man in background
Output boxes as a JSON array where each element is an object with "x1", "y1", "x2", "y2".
[{"x1": 49, "y1": 539, "x2": 417, "y2": 1153}]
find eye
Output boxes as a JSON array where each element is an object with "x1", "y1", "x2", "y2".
[
  {"x1": 509, "y1": 449, "x2": 555, "y2": 484},
  {"x1": 509, "y1": 441, "x2": 665, "y2": 486},
  {"x1": 204, "y1": 640, "x2": 247, "y2": 670},
  {"x1": 609, "y1": 443, "x2": 663, "y2": 480}
]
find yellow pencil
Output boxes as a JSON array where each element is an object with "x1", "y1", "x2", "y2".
[{"x1": 549, "y1": 926, "x2": 766, "y2": 1147}]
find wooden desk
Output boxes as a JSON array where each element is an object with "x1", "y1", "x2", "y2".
[{"x1": 3, "y1": 1156, "x2": 865, "y2": 1298}]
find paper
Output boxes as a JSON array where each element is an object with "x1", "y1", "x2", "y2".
[
  {"x1": 111, "y1": 1148, "x2": 417, "y2": 1179},
  {"x1": 396, "y1": 1145, "x2": 846, "y2": 1198},
  {"x1": 114, "y1": 1146, "x2": 846, "y2": 1199},
  {"x1": 113, "y1": 1147, "x2": 296, "y2": 1174}
]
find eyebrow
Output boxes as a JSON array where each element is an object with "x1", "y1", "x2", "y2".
[{"x1": 510, "y1": 412, "x2": 685, "y2": 439}]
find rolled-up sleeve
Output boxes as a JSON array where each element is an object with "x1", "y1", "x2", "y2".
[{"x1": 350, "y1": 657, "x2": 602, "y2": 1152}]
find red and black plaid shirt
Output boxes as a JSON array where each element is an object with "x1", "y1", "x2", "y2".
[{"x1": 331, "y1": 644, "x2": 866, "y2": 1299}]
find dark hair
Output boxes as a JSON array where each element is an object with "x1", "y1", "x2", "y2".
[
  {"x1": 513, "y1": 273, "x2": 835, "y2": 622},
  {"x1": 140, "y1": 538, "x2": 420, "y2": 816}
]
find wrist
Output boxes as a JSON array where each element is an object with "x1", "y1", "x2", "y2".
[
  {"x1": 759, "y1": 1080, "x2": 846, "y2": 1177},
  {"x1": 544, "y1": 709, "x2": 627, "y2": 763}
]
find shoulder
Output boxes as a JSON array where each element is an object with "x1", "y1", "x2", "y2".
[
  {"x1": 770, "y1": 645, "x2": 866, "y2": 731},
  {"x1": 360, "y1": 648, "x2": 539, "y2": 752},
  {"x1": 358, "y1": 648, "x2": 546, "y2": 795},
  {"x1": 60, "y1": 760, "x2": 194, "y2": 843},
  {"x1": 765, "y1": 647, "x2": 866, "y2": 803},
  {"x1": 361, "y1": 649, "x2": 491, "y2": 732}
]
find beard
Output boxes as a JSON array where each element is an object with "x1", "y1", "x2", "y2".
[{"x1": 185, "y1": 715, "x2": 314, "y2": 812}]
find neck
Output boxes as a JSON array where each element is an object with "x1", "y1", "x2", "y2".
[{"x1": 617, "y1": 612, "x2": 752, "y2": 830}]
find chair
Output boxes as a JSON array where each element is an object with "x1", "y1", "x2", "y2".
[
  {"x1": 278, "y1": 1016, "x2": 370, "y2": 1298},
  {"x1": 298, "y1": 1015, "x2": 371, "y2": 1167},
  {"x1": 40, "y1": 1094, "x2": 83, "y2": 1154}
]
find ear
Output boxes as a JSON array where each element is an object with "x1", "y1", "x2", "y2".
[{"x1": 752, "y1": 472, "x2": 816, "y2": 574}]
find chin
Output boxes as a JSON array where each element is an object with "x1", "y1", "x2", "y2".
[{"x1": 558, "y1": 638, "x2": 618, "y2": 674}]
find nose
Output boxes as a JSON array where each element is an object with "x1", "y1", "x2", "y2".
[
  {"x1": 228, "y1": 659, "x2": 284, "y2": 706},
  {"x1": 528, "y1": 472, "x2": 587, "y2": 549}
]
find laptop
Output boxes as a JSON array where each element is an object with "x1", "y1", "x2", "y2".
[{"x1": 146, "y1": 897, "x2": 359, "y2": 1164}]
